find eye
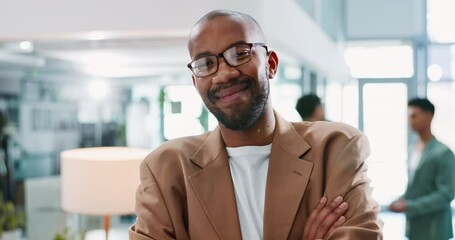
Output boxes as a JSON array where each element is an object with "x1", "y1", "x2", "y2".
[
  {"x1": 235, "y1": 49, "x2": 250, "y2": 59},
  {"x1": 203, "y1": 59, "x2": 215, "y2": 67},
  {"x1": 194, "y1": 57, "x2": 214, "y2": 69}
]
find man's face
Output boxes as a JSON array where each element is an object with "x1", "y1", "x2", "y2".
[
  {"x1": 408, "y1": 106, "x2": 432, "y2": 132},
  {"x1": 188, "y1": 17, "x2": 274, "y2": 130}
]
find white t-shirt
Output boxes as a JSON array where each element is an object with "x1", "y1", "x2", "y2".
[
  {"x1": 408, "y1": 147, "x2": 423, "y2": 183},
  {"x1": 226, "y1": 144, "x2": 271, "y2": 240}
]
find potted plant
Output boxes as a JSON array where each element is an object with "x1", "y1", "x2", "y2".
[
  {"x1": 53, "y1": 227, "x2": 85, "y2": 240},
  {"x1": 0, "y1": 193, "x2": 23, "y2": 240},
  {"x1": 53, "y1": 227, "x2": 70, "y2": 240}
]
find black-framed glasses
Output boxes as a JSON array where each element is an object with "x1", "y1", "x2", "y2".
[{"x1": 187, "y1": 42, "x2": 268, "y2": 77}]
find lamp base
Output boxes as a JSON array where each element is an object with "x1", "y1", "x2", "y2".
[{"x1": 104, "y1": 215, "x2": 110, "y2": 240}]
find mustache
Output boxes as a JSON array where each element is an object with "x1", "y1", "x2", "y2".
[{"x1": 208, "y1": 77, "x2": 254, "y2": 100}]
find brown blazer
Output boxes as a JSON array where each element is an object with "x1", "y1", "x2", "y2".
[{"x1": 129, "y1": 113, "x2": 383, "y2": 240}]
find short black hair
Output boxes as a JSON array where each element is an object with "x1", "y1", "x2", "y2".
[
  {"x1": 408, "y1": 98, "x2": 435, "y2": 115},
  {"x1": 295, "y1": 94, "x2": 321, "y2": 120}
]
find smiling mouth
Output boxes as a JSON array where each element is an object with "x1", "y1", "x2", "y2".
[
  {"x1": 211, "y1": 81, "x2": 251, "y2": 105},
  {"x1": 216, "y1": 83, "x2": 248, "y2": 97}
]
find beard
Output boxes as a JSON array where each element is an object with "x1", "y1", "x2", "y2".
[{"x1": 205, "y1": 72, "x2": 270, "y2": 130}]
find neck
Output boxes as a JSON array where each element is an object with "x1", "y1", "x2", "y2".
[
  {"x1": 418, "y1": 128, "x2": 433, "y2": 144},
  {"x1": 219, "y1": 108, "x2": 275, "y2": 147},
  {"x1": 306, "y1": 117, "x2": 318, "y2": 122}
]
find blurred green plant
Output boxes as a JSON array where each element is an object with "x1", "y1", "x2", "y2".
[
  {"x1": 52, "y1": 227, "x2": 85, "y2": 240},
  {"x1": 53, "y1": 227, "x2": 70, "y2": 240},
  {"x1": 0, "y1": 192, "x2": 24, "y2": 237}
]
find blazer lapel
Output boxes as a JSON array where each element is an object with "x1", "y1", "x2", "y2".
[
  {"x1": 188, "y1": 127, "x2": 242, "y2": 240},
  {"x1": 263, "y1": 114, "x2": 313, "y2": 240}
]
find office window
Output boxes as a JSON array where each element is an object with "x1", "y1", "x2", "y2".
[
  {"x1": 427, "y1": 0, "x2": 455, "y2": 43},
  {"x1": 163, "y1": 85, "x2": 204, "y2": 140},
  {"x1": 342, "y1": 83, "x2": 359, "y2": 128},
  {"x1": 325, "y1": 82, "x2": 342, "y2": 122},
  {"x1": 428, "y1": 82, "x2": 455, "y2": 151},
  {"x1": 362, "y1": 83, "x2": 408, "y2": 205},
  {"x1": 427, "y1": 44, "x2": 455, "y2": 82},
  {"x1": 452, "y1": 45, "x2": 455, "y2": 80},
  {"x1": 344, "y1": 45, "x2": 414, "y2": 78},
  {"x1": 271, "y1": 83, "x2": 302, "y2": 122}
]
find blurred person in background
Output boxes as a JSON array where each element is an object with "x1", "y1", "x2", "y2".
[
  {"x1": 295, "y1": 94, "x2": 325, "y2": 122},
  {"x1": 389, "y1": 98, "x2": 455, "y2": 240}
]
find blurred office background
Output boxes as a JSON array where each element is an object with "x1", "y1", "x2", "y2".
[{"x1": 0, "y1": 0, "x2": 454, "y2": 239}]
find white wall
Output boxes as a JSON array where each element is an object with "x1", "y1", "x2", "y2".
[{"x1": 346, "y1": 0, "x2": 425, "y2": 39}]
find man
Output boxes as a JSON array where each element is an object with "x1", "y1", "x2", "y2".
[
  {"x1": 389, "y1": 98, "x2": 455, "y2": 240},
  {"x1": 130, "y1": 10, "x2": 382, "y2": 240},
  {"x1": 295, "y1": 94, "x2": 325, "y2": 122}
]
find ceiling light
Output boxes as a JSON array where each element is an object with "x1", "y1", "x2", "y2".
[
  {"x1": 427, "y1": 64, "x2": 443, "y2": 82},
  {"x1": 19, "y1": 41, "x2": 33, "y2": 51}
]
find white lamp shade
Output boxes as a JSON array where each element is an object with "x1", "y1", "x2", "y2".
[{"x1": 61, "y1": 147, "x2": 149, "y2": 216}]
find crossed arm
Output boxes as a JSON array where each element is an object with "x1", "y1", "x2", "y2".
[
  {"x1": 303, "y1": 196, "x2": 349, "y2": 240},
  {"x1": 130, "y1": 190, "x2": 347, "y2": 240}
]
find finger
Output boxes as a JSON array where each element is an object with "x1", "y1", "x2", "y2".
[
  {"x1": 387, "y1": 203, "x2": 393, "y2": 210},
  {"x1": 327, "y1": 216, "x2": 346, "y2": 237},
  {"x1": 388, "y1": 204, "x2": 395, "y2": 212},
  {"x1": 315, "y1": 202, "x2": 348, "y2": 239},
  {"x1": 306, "y1": 196, "x2": 344, "y2": 239},
  {"x1": 389, "y1": 203, "x2": 399, "y2": 212},
  {"x1": 303, "y1": 196, "x2": 327, "y2": 239}
]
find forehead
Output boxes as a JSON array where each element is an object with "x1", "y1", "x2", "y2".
[
  {"x1": 188, "y1": 16, "x2": 263, "y2": 58},
  {"x1": 408, "y1": 106, "x2": 425, "y2": 115}
]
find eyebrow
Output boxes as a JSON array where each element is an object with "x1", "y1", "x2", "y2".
[{"x1": 192, "y1": 40, "x2": 248, "y2": 60}]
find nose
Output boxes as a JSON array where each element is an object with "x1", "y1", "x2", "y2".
[{"x1": 212, "y1": 58, "x2": 240, "y2": 84}]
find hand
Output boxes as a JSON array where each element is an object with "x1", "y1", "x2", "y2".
[
  {"x1": 303, "y1": 196, "x2": 348, "y2": 240},
  {"x1": 388, "y1": 199, "x2": 407, "y2": 213}
]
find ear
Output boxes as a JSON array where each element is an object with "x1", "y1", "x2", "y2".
[{"x1": 266, "y1": 51, "x2": 279, "y2": 79}]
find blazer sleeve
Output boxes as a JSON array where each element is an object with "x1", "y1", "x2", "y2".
[
  {"x1": 129, "y1": 161, "x2": 178, "y2": 240},
  {"x1": 405, "y1": 149, "x2": 455, "y2": 218},
  {"x1": 325, "y1": 134, "x2": 383, "y2": 240}
]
